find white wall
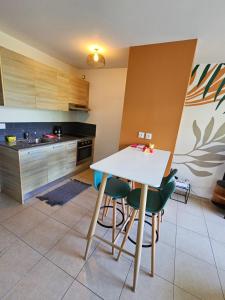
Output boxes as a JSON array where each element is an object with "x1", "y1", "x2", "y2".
[
  {"x1": 82, "y1": 68, "x2": 127, "y2": 162},
  {"x1": 0, "y1": 31, "x2": 80, "y2": 122}
]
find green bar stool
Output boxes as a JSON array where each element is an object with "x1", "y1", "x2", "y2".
[
  {"x1": 117, "y1": 179, "x2": 176, "y2": 276},
  {"x1": 93, "y1": 170, "x2": 131, "y2": 254}
]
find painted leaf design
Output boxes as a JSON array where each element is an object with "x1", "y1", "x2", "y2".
[
  {"x1": 189, "y1": 160, "x2": 223, "y2": 168},
  {"x1": 203, "y1": 117, "x2": 214, "y2": 144},
  {"x1": 213, "y1": 122, "x2": 225, "y2": 140},
  {"x1": 185, "y1": 164, "x2": 212, "y2": 177},
  {"x1": 214, "y1": 77, "x2": 225, "y2": 101},
  {"x1": 215, "y1": 136, "x2": 225, "y2": 143},
  {"x1": 190, "y1": 153, "x2": 225, "y2": 161},
  {"x1": 191, "y1": 64, "x2": 200, "y2": 77},
  {"x1": 216, "y1": 95, "x2": 225, "y2": 110},
  {"x1": 197, "y1": 64, "x2": 211, "y2": 87},
  {"x1": 203, "y1": 64, "x2": 223, "y2": 99},
  {"x1": 201, "y1": 145, "x2": 225, "y2": 153},
  {"x1": 192, "y1": 120, "x2": 201, "y2": 149}
]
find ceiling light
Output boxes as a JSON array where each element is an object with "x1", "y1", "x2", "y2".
[{"x1": 87, "y1": 48, "x2": 105, "y2": 68}]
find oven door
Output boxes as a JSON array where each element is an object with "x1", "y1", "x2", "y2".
[{"x1": 77, "y1": 145, "x2": 92, "y2": 165}]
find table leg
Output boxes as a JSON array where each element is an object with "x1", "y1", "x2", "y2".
[
  {"x1": 133, "y1": 184, "x2": 148, "y2": 291},
  {"x1": 84, "y1": 173, "x2": 108, "y2": 260}
]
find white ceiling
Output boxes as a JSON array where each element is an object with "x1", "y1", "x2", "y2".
[{"x1": 0, "y1": 0, "x2": 225, "y2": 69}]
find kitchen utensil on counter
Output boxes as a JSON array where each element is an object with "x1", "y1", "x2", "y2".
[{"x1": 5, "y1": 135, "x2": 16, "y2": 143}]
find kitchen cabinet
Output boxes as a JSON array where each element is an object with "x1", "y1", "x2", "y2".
[
  {"x1": 19, "y1": 146, "x2": 49, "y2": 194},
  {"x1": 0, "y1": 139, "x2": 81, "y2": 203},
  {"x1": 65, "y1": 141, "x2": 77, "y2": 174},
  {"x1": 0, "y1": 48, "x2": 36, "y2": 108},
  {"x1": 0, "y1": 47, "x2": 89, "y2": 111},
  {"x1": 69, "y1": 77, "x2": 89, "y2": 107},
  {"x1": 47, "y1": 143, "x2": 68, "y2": 182}
]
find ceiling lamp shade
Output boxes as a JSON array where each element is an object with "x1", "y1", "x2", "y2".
[{"x1": 87, "y1": 48, "x2": 105, "y2": 68}]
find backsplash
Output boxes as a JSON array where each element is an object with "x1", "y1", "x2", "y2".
[{"x1": 0, "y1": 122, "x2": 96, "y2": 141}]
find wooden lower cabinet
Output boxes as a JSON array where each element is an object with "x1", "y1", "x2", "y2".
[{"x1": 0, "y1": 140, "x2": 79, "y2": 203}]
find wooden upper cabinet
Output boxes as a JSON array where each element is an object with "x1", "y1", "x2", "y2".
[
  {"x1": 35, "y1": 63, "x2": 68, "y2": 111},
  {"x1": 0, "y1": 47, "x2": 89, "y2": 111},
  {"x1": 0, "y1": 48, "x2": 36, "y2": 108},
  {"x1": 69, "y1": 77, "x2": 89, "y2": 107}
]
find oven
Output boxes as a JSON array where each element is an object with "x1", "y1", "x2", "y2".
[{"x1": 76, "y1": 139, "x2": 93, "y2": 165}]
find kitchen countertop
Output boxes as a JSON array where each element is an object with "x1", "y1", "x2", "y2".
[{"x1": 0, "y1": 135, "x2": 93, "y2": 151}]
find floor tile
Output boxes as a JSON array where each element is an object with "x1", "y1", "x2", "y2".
[
  {"x1": 0, "y1": 225, "x2": 19, "y2": 255},
  {"x1": 175, "y1": 250, "x2": 224, "y2": 300},
  {"x1": 116, "y1": 232, "x2": 175, "y2": 283},
  {"x1": 32, "y1": 199, "x2": 61, "y2": 216},
  {"x1": 77, "y1": 244, "x2": 131, "y2": 300},
  {"x1": 3, "y1": 206, "x2": 47, "y2": 237},
  {"x1": 176, "y1": 226, "x2": 215, "y2": 265},
  {"x1": 73, "y1": 212, "x2": 108, "y2": 237},
  {"x1": 202, "y1": 200, "x2": 225, "y2": 226},
  {"x1": 46, "y1": 229, "x2": 97, "y2": 278},
  {"x1": 5, "y1": 257, "x2": 73, "y2": 300},
  {"x1": 51, "y1": 202, "x2": 87, "y2": 228},
  {"x1": 22, "y1": 218, "x2": 69, "y2": 255},
  {"x1": 120, "y1": 268, "x2": 173, "y2": 300},
  {"x1": 206, "y1": 220, "x2": 225, "y2": 244},
  {"x1": 159, "y1": 220, "x2": 176, "y2": 247},
  {"x1": 211, "y1": 239, "x2": 225, "y2": 271},
  {"x1": 218, "y1": 268, "x2": 225, "y2": 296},
  {"x1": 163, "y1": 200, "x2": 177, "y2": 224},
  {"x1": 174, "y1": 286, "x2": 200, "y2": 300},
  {"x1": 177, "y1": 211, "x2": 208, "y2": 236},
  {"x1": 177, "y1": 198, "x2": 203, "y2": 217},
  {"x1": 0, "y1": 239, "x2": 41, "y2": 298},
  {"x1": 0, "y1": 194, "x2": 24, "y2": 223},
  {"x1": 63, "y1": 280, "x2": 101, "y2": 300}
]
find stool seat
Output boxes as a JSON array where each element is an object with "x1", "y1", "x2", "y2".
[{"x1": 99, "y1": 177, "x2": 131, "y2": 199}]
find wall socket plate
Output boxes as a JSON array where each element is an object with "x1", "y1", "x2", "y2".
[
  {"x1": 145, "y1": 132, "x2": 152, "y2": 140},
  {"x1": 138, "y1": 131, "x2": 145, "y2": 138},
  {"x1": 0, "y1": 123, "x2": 6, "y2": 130}
]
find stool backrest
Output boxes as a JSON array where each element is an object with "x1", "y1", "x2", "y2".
[
  {"x1": 93, "y1": 170, "x2": 112, "y2": 190},
  {"x1": 160, "y1": 169, "x2": 178, "y2": 188},
  {"x1": 159, "y1": 178, "x2": 176, "y2": 210}
]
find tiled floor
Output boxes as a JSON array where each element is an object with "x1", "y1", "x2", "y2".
[{"x1": 0, "y1": 169, "x2": 225, "y2": 299}]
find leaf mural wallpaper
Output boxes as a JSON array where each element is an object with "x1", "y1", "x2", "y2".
[
  {"x1": 173, "y1": 64, "x2": 225, "y2": 198},
  {"x1": 173, "y1": 118, "x2": 225, "y2": 177},
  {"x1": 185, "y1": 64, "x2": 225, "y2": 111}
]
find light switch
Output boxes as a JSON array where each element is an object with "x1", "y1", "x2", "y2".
[
  {"x1": 0, "y1": 123, "x2": 6, "y2": 130},
  {"x1": 138, "y1": 131, "x2": 145, "y2": 139},
  {"x1": 146, "y1": 132, "x2": 152, "y2": 140}
]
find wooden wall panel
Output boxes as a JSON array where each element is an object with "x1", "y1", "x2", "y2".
[{"x1": 119, "y1": 39, "x2": 197, "y2": 173}]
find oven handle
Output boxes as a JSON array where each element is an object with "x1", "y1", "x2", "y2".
[{"x1": 78, "y1": 145, "x2": 92, "y2": 149}]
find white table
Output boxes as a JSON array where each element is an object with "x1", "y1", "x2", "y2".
[{"x1": 84, "y1": 147, "x2": 170, "y2": 290}]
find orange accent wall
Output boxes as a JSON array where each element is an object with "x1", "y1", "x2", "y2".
[{"x1": 119, "y1": 39, "x2": 197, "y2": 173}]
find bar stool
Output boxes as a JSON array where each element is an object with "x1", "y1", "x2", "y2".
[
  {"x1": 117, "y1": 179, "x2": 176, "y2": 276},
  {"x1": 93, "y1": 170, "x2": 131, "y2": 254}
]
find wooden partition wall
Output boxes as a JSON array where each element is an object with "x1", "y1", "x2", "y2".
[{"x1": 119, "y1": 39, "x2": 197, "y2": 173}]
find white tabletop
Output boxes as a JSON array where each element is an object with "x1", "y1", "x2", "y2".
[{"x1": 90, "y1": 147, "x2": 171, "y2": 187}]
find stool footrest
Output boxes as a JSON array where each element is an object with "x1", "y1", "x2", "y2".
[{"x1": 94, "y1": 234, "x2": 135, "y2": 258}]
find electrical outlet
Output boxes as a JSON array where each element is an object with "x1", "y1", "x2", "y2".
[
  {"x1": 145, "y1": 132, "x2": 152, "y2": 140},
  {"x1": 138, "y1": 131, "x2": 145, "y2": 138},
  {"x1": 0, "y1": 123, "x2": 6, "y2": 130}
]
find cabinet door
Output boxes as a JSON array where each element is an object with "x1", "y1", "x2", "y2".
[
  {"x1": 19, "y1": 147, "x2": 49, "y2": 194},
  {"x1": 0, "y1": 49, "x2": 36, "y2": 108},
  {"x1": 48, "y1": 143, "x2": 67, "y2": 182},
  {"x1": 35, "y1": 63, "x2": 67, "y2": 111},
  {"x1": 57, "y1": 71, "x2": 70, "y2": 111},
  {"x1": 69, "y1": 77, "x2": 89, "y2": 107},
  {"x1": 65, "y1": 141, "x2": 77, "y2": 175}
]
